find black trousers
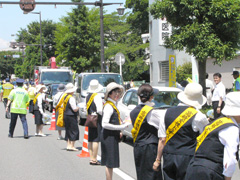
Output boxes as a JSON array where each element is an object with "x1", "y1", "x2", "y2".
[
  {"x1": 3, "y1": 98, "x2": 11, "y2": 119},
  {"x1": 9, "y1": 113, "x2": 28, "y2": 137},
  {"x1": 212, "y1": 101, "x2": 225, "y2": 119},
  {"x1": 163, "y1": 152, "x2": 193, "y2": 180},
  {"x1": 185, "y1": 164, "x2": 224, "y2": 180},
  {"x1": 134, "y1": 143, "x2": 163, "y2": 180}
]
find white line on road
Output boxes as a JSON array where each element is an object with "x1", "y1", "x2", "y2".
[{"x1": 97, "y1": 155, "x2": 135, "y2": 180}]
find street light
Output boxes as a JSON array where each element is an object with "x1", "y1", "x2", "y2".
[
  {"x1": 24, "y1": 11, "x2": 43, "y2": 66},
  {"x1": 96, "y1": 1, "x2": 125, "y2": 72}
]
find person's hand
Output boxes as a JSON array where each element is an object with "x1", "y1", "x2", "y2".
[
  {"x1": 153, "y1": 159, "x2": 161, "y2": 171},
  {"x1": 5, "y1": 107, "x2": 8, "y2": 112},
  {"x1": 120, "y1": 132, "x2": 123, "y2": 139},
  {"x1": 217, "y1": 107, "x2": 221, "y2": 114}
]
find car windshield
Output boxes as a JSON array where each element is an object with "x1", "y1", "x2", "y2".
[
  {"x1": 41, "y1": 71, "x2": 72, "y2": 84},
  {"x1": 152, "y1": 91, "x2": 180, "y2": 108},
  {"x1": 82, "y1": 74, "x2": 123, "y2": 92},
  {"x1": 51, "y1": 85, "x2": 59, "y2": 96}
]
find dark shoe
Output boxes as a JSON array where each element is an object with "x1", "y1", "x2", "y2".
[
  {"x1": 8, "y1": 134, "x2": 13, "y2": 138},
  {"x1": 24, "y1": 135, "x2": 29, "y2": 139},
  {"x1": 90, "y1": 160, "x2": 101, "y2": 165}
]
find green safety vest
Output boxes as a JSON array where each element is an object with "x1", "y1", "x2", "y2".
[
  {"x1": 8, "y1": 87, "x2": 30, "y2": 114},
  {"x1": 233, "y1": 77, "x2": 240, "y2": 91}
]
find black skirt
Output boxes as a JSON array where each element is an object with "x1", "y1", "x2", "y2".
[
  {"x1": 101, "y1": 129, "x2": 120, "y2": 168},
  {"x1": 34, "y1": 110, "x2": 43, "y2": 125},
  {"x1": 64, "y1": 114, "x2": 79, "y2": 141},
  {"x1": 88, "y1": 115, "x2": 102, "y2": 142}
]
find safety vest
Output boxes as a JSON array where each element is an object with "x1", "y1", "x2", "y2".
[
  {"x1": 233, "y1": 77, "x2": 240, "y2": 91},
  {"x1": 28, "y1": 87, "x2": 36, "y2": 100},
  {"x1": 2, "y1": 83, "x2": 14, "y2": 98},
  {"x1": 8, "y1": 87, "x2": 30, "y2": 114}
]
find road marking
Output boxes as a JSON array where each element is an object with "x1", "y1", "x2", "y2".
[{"x1": 97, "y1": 155, "x2": 135, "y2": 180}]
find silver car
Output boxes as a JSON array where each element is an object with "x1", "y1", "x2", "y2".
[{"x1": 117, "y1": 86, "x2": 182, "y2": 139}]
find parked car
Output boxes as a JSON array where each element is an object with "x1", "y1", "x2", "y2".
[{"x1": 117, "y1": 86, "x2": 182, "y2": 139}]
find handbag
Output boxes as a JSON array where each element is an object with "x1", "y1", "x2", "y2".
[{"x1": 85, "y1": 114, "x2": 98, "y2": 128}]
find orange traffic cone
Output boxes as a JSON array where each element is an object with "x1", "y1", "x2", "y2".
[
  {"x1": 49, "y1": 109, "x2": 56, "y2": 130},
  {"x1": 77, "y1": 126, "x2": 90, "y2": 157}
]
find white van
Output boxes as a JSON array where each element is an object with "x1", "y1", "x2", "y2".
[{"x1": 75, "y1": 72, "x2": 124, "y2": 121}]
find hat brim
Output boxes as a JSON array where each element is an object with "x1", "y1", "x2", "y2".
[
  {"x1": 88, "y1": 84, "x2": 104, "y2": 93},
  {"x1": 177, "y1": 91, "x2": 207, "y2": 109},
  {"x1": 57, "y1": 88, "x2": 66, "y2": 92},
  {"x1": 65, "y1": 86, "x2": 77, "y2": 93},
  {"x1": 222, "y1": 106, "x2": 240, "y2": 116},
  {"x1": 104, "y1": 84, "x2": 124, "y2": 101}
]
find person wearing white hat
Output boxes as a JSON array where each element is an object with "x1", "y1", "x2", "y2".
[
  {"x1": 154, "y1": 83, "x2": 209, "y2": 180},
  {"x1": 185, "y1": 92, "x2": 240, "y2": 180},
  {"x1": 33, "y1": 84, "x2": 47, "y2": 137},
  {"x1": 53, "y1": 84, "x2": 66, "y2": 140},
  {"x1": 101, "y1": 82, "x2": 130, "y2": 180},
  {"x1": 86, "y1": 79, "x2": 103, "y2": 165},
  {"x1": 63, "y1": 83, "x2": 80, "y2": 151}
]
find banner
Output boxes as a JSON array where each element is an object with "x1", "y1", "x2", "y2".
[{"x1": 169, "y1": 55, "x2": 176, "y2": 87}]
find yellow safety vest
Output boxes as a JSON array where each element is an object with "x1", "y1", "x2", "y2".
[{"x1": 2, "y1": 83, "x2": 14, "y2": 98}]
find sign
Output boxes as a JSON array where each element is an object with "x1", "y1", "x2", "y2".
[
  {"x1": 115, "y1": 53, "x2": 125, "y2": 66},
  {"x1": 169, "y1": 55, "x2": 176, "y2": 87},
  {"x1": 12, "y1": 55, "x2": 20, "y2": 58},
  {"x1": 20, "y1": 0, "x2": 36, "y2": 12},
  {"x1": 159, "y1": 17, "x2": 172, "y2": 46}
]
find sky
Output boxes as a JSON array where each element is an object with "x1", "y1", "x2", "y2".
[{"x1": 0, "y1": 0, "x2": 126, "y2": 50}]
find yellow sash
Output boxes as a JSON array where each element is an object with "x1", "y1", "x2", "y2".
[
  {"x1": 86, "y1": 93, "x2": 97, "y2": 114},
  {"x1": 55, "y1": 93, "x2": 67, "y2": 112},
  {"x1": 131, "y1": 105, "x2": 153, "y2": 143},
  {"x1": 195, "y1": 117, "x2": 234, "y2": 152},
  {"x1": 33, "y1": 93, "x2": 41, "y2": 105},
  {"x1": 63, "y1": 95, "x2": 72, "y2": 111},
  {"x1": 165, "y1": 107, "x2": 198, "y2": 144},
  {"x1": 104, "y1": 101, "x2": 121, "y2": 125}
]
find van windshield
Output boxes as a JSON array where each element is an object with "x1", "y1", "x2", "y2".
[
  {"x1": 41, "y1": 71, "x2": 72, "y2": 84},
  {"x1": 82, "y1": 74, "x2": 123, "y2": 91}
]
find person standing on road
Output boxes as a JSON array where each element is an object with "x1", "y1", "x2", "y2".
[
  {"x1": 6, "y1": 79, "x2": 30, "y2": 139},
  {"x1": 2, "y1": 78, "x2": 14, "y2": 118},
  {"x1": 33, "y1": 84, "x2": 47, "y2": 137},
  {"x1": 101, "y1": 82, "x2": 130, "y2": 180},
  {"x1": 53, "y1": 83, "x2": 66, "y2": 140},
  {"x1": 206, "y1": 73, "x2": 214, "y2": 106},
  {"x1": 185, "y1": 92, "x2": 240, "y2": 180},
  {"x1": 232, "y1": 71, "x2": 240, "y2": 92},
  {"x1": 153, "y1": 83, "x2": 209, "y2": 180},
  {"x1": 63, "y1": 83, "x2": 80, "y2": 151},
  {"x1": 86, "y1": 79, "x2": 103, "y2": 165},
  {"x1": 130, "y1": 84, "x2": 163, "y2": 180},
  {"x1": 28, "y1": 82, "x2": 36, "y2": 113},
  {"x1": 212, "y1": 73, "x2": 226, "y2": 119}
]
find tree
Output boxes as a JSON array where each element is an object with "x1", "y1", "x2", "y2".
[
  {"x1": 17, "y1": 20, "x2": 57, "y2": 79},
  {"x1": 150, "y1": 0, "x2": 240, "y2": 93},
  {"x1": 176, "y1": 62, "x2": 192, "y2": 83},
  {"x1": 54, "y1": 1, "x2": 101, "y2": 73},
  {"x1": 125, "y1": 0, "x2": 149, "y2": 35}
]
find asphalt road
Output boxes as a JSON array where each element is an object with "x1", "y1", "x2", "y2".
[{"x1": 0, "y1": 102, "x2": 239, "y2": 180}]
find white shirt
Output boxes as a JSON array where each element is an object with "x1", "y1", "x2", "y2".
[
  {"x1": 212, "y1": 81, "x2": 226, "y2": 101},
  {"x1": 158, "y1": 103, "x2": 208, "y2": 137},
  {"x1": 219, "y1": 117, "x2": 239, "y2": 177},
  {"x1": 102, "y1": 98, "x2": 128, "y2": 130},
  {"x1": 86, "y1": 93, "x2": 103, "y2": 116},
  {"x1": 139, "y1": 101, "x2": 166, "y2": 129},
  {"x1": 53, "y1": 91, "x2": 64, "y2": 108},
  {"x1": 37, "y1": 93, "x2": 44, "y2": 115},
  {"x1": 69, "y1": 96, "x2": 77, "y2": 110}
]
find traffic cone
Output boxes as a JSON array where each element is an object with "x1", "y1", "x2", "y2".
[
  {"x1": 49, "y1": 109, "x2": 56, "y2": 130},
  {"x1": 77, "y1": 126, "x2": 90, "y2": 157}
]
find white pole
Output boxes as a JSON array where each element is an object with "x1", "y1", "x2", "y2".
[{"x1": 120, "y1": 56, "x2": 122, "y2": 76}]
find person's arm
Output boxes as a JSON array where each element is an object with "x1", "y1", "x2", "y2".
[
  {"x1": 94, "y1": 94, "x2": 103, "y2": 116},
  {"x1": 102, "y1": 104, "x2": 128, "y2": 130},
  {"x1": 6, "y1": 99, "x2": 12, "y2": 112},
  {"x1": 217, "y1": 97, "x2": 223, "y2": 114},
  {"x1": 219, "y1": 126, "x2": 239, "y2": 179},
  {"x1": 192, "y1": 111, "x2": 209, "y2": 133},
  {"x1": 153, "y1": 137, "x2": 166, "y2": 171},
  {"x1": 69, "y1": 97, "x2": 79, "y2": 112},
  {"x1": 37, "y1": 94, "x2": 44, "y2": 115}
]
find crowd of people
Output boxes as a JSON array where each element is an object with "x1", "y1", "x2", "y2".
[{"x1": 1, "y1": 71, "x2": 240, "y2": 180}]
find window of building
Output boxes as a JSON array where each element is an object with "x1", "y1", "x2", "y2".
[{"x1": 158, "y1": 61, "x2": 169, "y2": 82}]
